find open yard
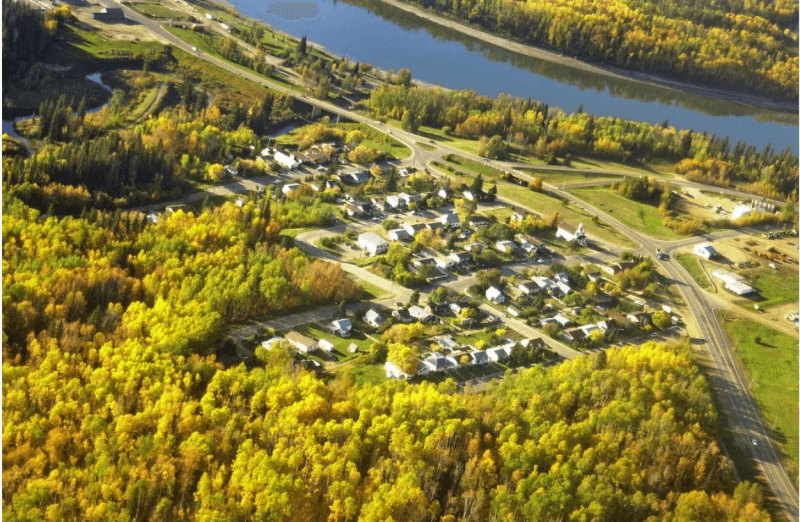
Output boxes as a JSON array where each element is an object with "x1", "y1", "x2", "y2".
[
  {"x1": 294, "y1": 323, "x2": 374, "y2": 363},
  {"x1": 735, "y1": 268, "x2": 799, "y2": 310},
  {"x1": 675, "y1": 253, "x2": 714, "y2": 291},
  {"x1": 570, "y1": 187, "x2": 684, "y2": 240},
  {"x1": 720, "y1": 313, "x2": 799, "y2": 483}
]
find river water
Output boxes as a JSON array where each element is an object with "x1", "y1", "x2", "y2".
[{"x1": 231, "y1": 0, "x2": 798, "y2": 153}]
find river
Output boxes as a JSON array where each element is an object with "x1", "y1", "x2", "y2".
[{"x1": 229, "y1": 0, "x2": 798, "y2": 153}]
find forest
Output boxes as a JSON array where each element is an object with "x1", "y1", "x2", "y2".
[
  {"x1": 390, "y1": 0, "x2": 798, "y2": 101},
  {"x1": 2, "y1": 194, "x2": 772, "y2": 519},
  {"x1": 367, "y1": 84, "x2": 800, "y2": 200}
]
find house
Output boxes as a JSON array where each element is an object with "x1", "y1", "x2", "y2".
[
  {"x1": 469, "y1": 350, "x2": 489, "y2": 365},
  {"x1": 426, "y1": 222, "x2": 446, "y2": 233},
  {"x1": 468, "y1": 215, "x2": 491, "y2": 228},
  {"x1": 627, "y1": 312, "x2": 651, "y2": 326},
  {"x1": 554, "y1": 282, "x2": 573, "y2": 297},
  {"x1": 434, "y1": 335, "x2": 460, "y2": 351},
  {"x1": 385, "y1": 361, "x2": 411, "y2": 379},
  {"x1": 340, "y1": 171, "x2": 371, "y2": 185},
  {"x1": 516, "y1": 280, "x2": 540, "y2": 295},
  {"x1": 348, "y1": 343, "x2": 359, "y2": 353},
  {"x1": 388, "y1": 228, "x2": 412, "y2": 242},
  {"x1": 324, "y1": 180, "x2": 340, "y2": 191},
  {"x1": 408, "y1": 305, "x2": 434, "y2": 323},
  {"x1": 282, "y1": 183, "x2": 301, "y2": 195},
  {"x1": 601, "y1": 261, "x2": 637, "y2": 276},
  {"x1": 495, "y1": 240, "x2": 517, "y2": 254},
  {"x1": 318, "y1": 339, "x2": 335, "y2": 352},
  {"x1": 364, "y1": 309, "x2": 386, "y2": 329},
  {"x1": 448, "y1": 251, "x2": 472, "y2": 265},
  {"x1": 541, "y1": 314, "x2": 571, "y2": 328},
  {"x1": 386, "y1": 195, "x2": 406, "y2": 210},
  {"x1": 411, "y1": 257, "x2": 436, "y2": 270},
  {"x1": 512, "y1": 209, "x2": 528, "y2": 221},
  {"x1": 578, "y1": 324, "x2": 600, "y2": 336},
  {"x1": 435, "y1": 257, "x2": 456, "y2": 270},
  {"x1": 532, "y1": 276, "x2": 557, "y2": 293},
  {"x1": 597, "y1": 319, "x2": 617, "y2": 333},
  {"x1": 516, "y1": 234, "x2": 541, "y2": 255},
  {"x1": 554, "y1": 272, "x2": 570, "y2": 285},
  {"x1": 587, "y1": 271, "x2": 603, "y2": 283},
  {"x1": 93, "y1": 7, "x2": 125, "y2": 20},
  {"x1": 344, "y1": 202, "x2": 363, "y2": 217},
  {"x1": 357, "y1": 232, "x2": 389, "y2": 256},
  {"x1": 328, "y1": 318, "x2": 352, "y2": 338},
  {"x1": 392, "y1": 308, "x2": 413, "y2": 324},
  {"x1": 555, "y1": 222, "x2": 586, "y2": 243},
  {"x1": 507, "y1": 305, "x2": 522, "y2": 317},
  {"x1": 486, "y1": 346, "x2": 511, "y2": 362},
  {"x1": 224, "y1": 165, "x2": 239, "y2": 177},
  {"x1": 205, "y1": 12, "x2": 216, "y2": 20},
  {"x1": 693, "y1": 243, "x2": 718, "y2": 260},
  {"x1": 562, "y1": 328, "x2": 587, "y2": 343},
  {"x1": 486, "y1": 286, "x2": 505, "y2": 304},
  {"x1": 302, "y1": 148, "x2": 332, "y2": 165},
  {"x1": 166, "y1": 204, "x2": 186, "y2": 214},
  {"x1": 449, "y1": 301, "x2": 471, "y2": 315},
  {"x1": 438, "y1": 188, "x2": 454, "y2": 199},
  {"x1": 520, "y1": 338, "x2": 546, "y2": 350},
  {"x1": 146, "y1": 213, "x2": 159, "y2": 224},
  {"x1": 260, "y1": 337, "x2": 284, "y2": 350},
  {"x1": 712, "y1": 269, "x2": 755, "y2": 295},
  {"x1": 421, "y1": 353, "x2": 450, "y2": 373},
  {"x1": 465, "y1": 242, "x2": 485, "y2": 254},
  {"x1": 371, "y1": 197, "x2": 388, "y2": 212},
  {"x1": 274, "y1": 151, "x2": 300, "y2": 170},
  {"x1": 284, "y1": 331, "x2": 317, "y2": 353},
  {"x1": 403, "y1": 223, "x2": 428, "y2": 237},
  {"x1": 439, "y1": 211, "x2": 460, "y2": 228},
  {"x1": 427, "y1": 302, "x2": 450, "y2": 316},
  {"x1": 398, "y1": 192, "x2": 420, "y2": 206},
  {"x1": 463, "y1": 190, "x2": 477, "y2": 201}
]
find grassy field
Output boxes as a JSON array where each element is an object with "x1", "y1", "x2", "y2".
[
  {"x1": 353, "y1": 278, "x2": 388, "y2": 299},
  {"x1": 445, "y1": 154, "x2": 506, "y2": 180},
  {"x1": 675, "y1": 253, "x2": 714, "y2": 292},
  {"x1": 334, "y1": 123, "x2": 411, "y2": 159},
  {"x1": 570, "y1": 187, "x2": 684, "y2": 240},
  {"x1": 520, "y1": 169, "x2": 619, "y2": 185},
  {"x1": 735, "y1": 269, "x2": 800, "y2": 310},
  {"x1": 495, "y1": 185, "x2": 637, "y2": 248},
  {"x1": 719, "y1": 313, "x2": 799, "y2": 483},
  {"x1": 295, "y1": 323, "x2": 373, "y2": 362},
  {"x1": 348, "y1": 362, "x2": 386, "y2": 386}
]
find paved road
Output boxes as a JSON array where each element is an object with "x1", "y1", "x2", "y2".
[{"x1": 92, "y1": 8, "x2": 798, "y2": 517}]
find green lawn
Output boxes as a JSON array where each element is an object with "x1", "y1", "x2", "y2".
[
  {"x1": 520, "y1": 169, "x2": 619, "y2": 185},
  {"x1": 352, "y1": 278, "x2": 388, "y2": 299},
  {"x1": 675, "y1": 253, "x2": 714, "y2": 291},
  {"x1": 495, "y1": 185, "x2": 637, "y2": 248},
  {"x1": 295, "y1": 323, "x2": 373, "y2": 362},
  {"x1": 720, "y1": 313, "x2": 799, "y2": 483},
  {"x1": 333, "y1": 123, "x2": 411, "y2": 159},
  {"x1": 348, "y1": 362, "x2": 386, "y2": 386},
  {"x1": 570, "y1": 187, "x2": 684, "y2": 240},
  {"x1": 735, "y1": 269, "x2": 800, "y2": 310},
  {"x1": 125, "y1": 2, "x2": 182, "y2": 18},
  {"x1": 445, "y1": 154, "x2": 506, "y2": 180}
]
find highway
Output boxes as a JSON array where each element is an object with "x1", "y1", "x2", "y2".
[{"x1": 87, "y1": 5, "x2": 800, "y2": 518}]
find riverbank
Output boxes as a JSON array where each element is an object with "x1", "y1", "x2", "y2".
[{"x1": 376, "y1": 0, "x2": 798, "y2": 113}]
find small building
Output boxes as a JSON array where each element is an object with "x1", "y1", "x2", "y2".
[
  {"x1": 403, "y1": 222, "x2": 428, "y2": 237},
  {"x1": 556, "y1": 222, "x2": 586, "y2": 243},
  {"x1": 282, "y1": 183, "x2": 301, "y2": 195},
  {"x1": 449, "y1": 301, "x2": 471, "y2": 315},
  {"x1": 448, "y1": 251, "x2": 472, "y2": 265},
  {"x1": 274, "y1": 151, "x2": 300, "y2": 170},
  {"x1": 507, "y1": 305, "x2": 522, "y2": 317},
  {"x1": 486, "y1": 286, "x2": 505, "y2": 304},
  {"x1": 730, "y1": 204, "x2": 752, "y2": 221},
  {"x1": 712, "y1": 269, "x2": 755, "y2": 295},
  {"x1": 468, "y1": 215, "x2": 491, "y2": 228},
  {"x1": 392, "y1": 308, "x2": 414, "y2": 324},
  {"x1": 364, "y1": 309, "x2": 386, "y2": 329},
  {"x1": 388, "y1": 228, "x2": 412, "y2": 242},
  {"x1": 512, "y1": 209, "x2": 528, "y2": 221},
  {"x1": 426, "y1": 222, "x2": 446, "y2": 233},
  {"x1": 439, "y1": 211, "x2": 460, "y2": 228},
  {"x1": 486, "y1": 346, "x2": 511, "y2": 362},
  {"x1": 516, "y1": 234, "x2": 541, "y2": 255},
  {"x1": 284, "y1": 331, "x2": 317, "y2": 353},
  {"x1": 562, "y1": 328, "x2": 587, "y2": 343},
  {"x1": 205, "y1": 12, "x2": 216, "y2": 20},
  {"x1": 93, "y1": 7, "x2": 125, "y2": 20},
  {"x1": 627, "y1": 312, "x2": 652, "y2": 327},
  {"x1": 386, "y1": 195, "x2": 406, "y2": 210},
  {"x1": 344, "y1": 202, "x2": 363, "y2": 217},
  {"x1": 465, "y1": 242, "x2": 485, "y2": 254},
  {"x1": 693, "y1": 243, "x2": 718, "y2": 260},
  {"x1": 463, "y1": 190, "x2": 477, "y2": 201},
  {"x1": 435, "y1": 257, "x2": 456, "y2": 270},
  {"x1": 146, "y1": 213, "x2": 159, "y2": 224},
  {"x1": 469, "y1": 350, "x2": 489, "y2": 365},
  {"x1": 260, "y1": 337, "x2": 284, "y2": 350},
  {"x1": 357, "y1": 232, "x2": 389, "y2": 256},
  {"x1": 427, "y1": 302, "x2": 450, "y2": 316},
  {"x1": 318, "y1": 339, "x2": 335, "y2": 352},
  {"x1": 371, "y1": 197, "x2": 388, "y2": 212},
  {"x1": 516, "y1": 280, "x2": 540, "y2": 296},
  {"x1": 438, "y1": 188, "x2": 454, "y2": 199},
  {"x1": 408, "y1": 305, "x2": 434, "y2": 323},
  {"x1": 553, "y1": 272, "x2": 570, "y2": 285},
  {"x1": 495, "y1": 240, "x2": 517, "y2": 254},
  {"x1": 328, "y1": 318, "x2": 352, "y2": 338}
]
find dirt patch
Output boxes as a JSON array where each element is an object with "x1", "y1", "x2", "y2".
[
  {"x1": 70, "y1": 5, "x2": 171, "y2": 45},
  {"x1": 674, "y1": 187, "x2": 747, "y2": 221}
]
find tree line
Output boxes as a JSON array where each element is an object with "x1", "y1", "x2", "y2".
[{"x1": 368, "y1": 84, "x2": 799, "y2": 200}]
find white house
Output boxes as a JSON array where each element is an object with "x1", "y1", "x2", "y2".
[
  {"x1": 388, "y1": 228, "x2": 412, "y2": 242},
  {"x1": 469, "y1": 350, "x2": 489, "y2": 365},
  {"x1": 260, "y1": 337, "x2": 284, "y2": 350},
  {"x1": 495, "y1": 240, "x2": 517, "y2": 253},
  {"x1": 486, "y1": 286, "x2": 505, "y2": 304},
  {"x1": 146, "y1": 213, "x2": 159, "y2": 224},
  {"x1": 694, "y1": 243, "x2": 718, "y2": 259},
  {"x1": 386, "y1": 195, "x2": 405, "y2": 209},
  {"x1": 556, "y1": 222, "x2": 586, "y2": 243},
  {"x1": 712, "y1": 269, "x2": 755, "y2": 295},
  {"x1": 205, "y1": 12, "x2": 216, "y2": 20},
  {"x1": 730, "y1": 205, "x2": 752, "y2": 221},
  {"x1": 403, "y1": 223, "x2": 427, "y2": 237},
  {"x1": 408, "y1": 305, "x2": 434, "y2": 323},
  {"x1": 358, "y1": 232, "x2": 389, "y2": 256},
  {"x1": 532, "y1": 276, "x2": 557, "y2": 293},
  {"x1": 364, "y1": 309, "x2": 386, "y2": 329},
  {"x1": 274, "y1": 151, "x2": 300, "y2": 170},
  {"x1": 439, "y1": 212, "x2": 460, "y2": 228},
  {"x1": 385, "y1": 361, "x2": 411, "y2": 379},
  {"x1": 449, "y1": 251, "x2": 472, "y2": 264},
  {"x1": 507, "y1": 305, "x2": 522, "y2": 317},
  {"x1": 327, "y1": 318, "x2": 352, "y2": 338},
  {"x1": 486, "y1": 346, "x2": 511, "y2": 362},
  {"x1": 435, "y1": 257, "x2": 456, "y2": 270},
  {"x1": 282, "y1": 183, "x2": 301, "y2": 195}
]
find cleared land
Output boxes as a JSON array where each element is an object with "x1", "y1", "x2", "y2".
[
  {"x1": 720, "y1": 313, "x2": 799, "y2": 483},
  {"x1": 570, "y1": 187, "x2": 684, "y2": 240}
]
